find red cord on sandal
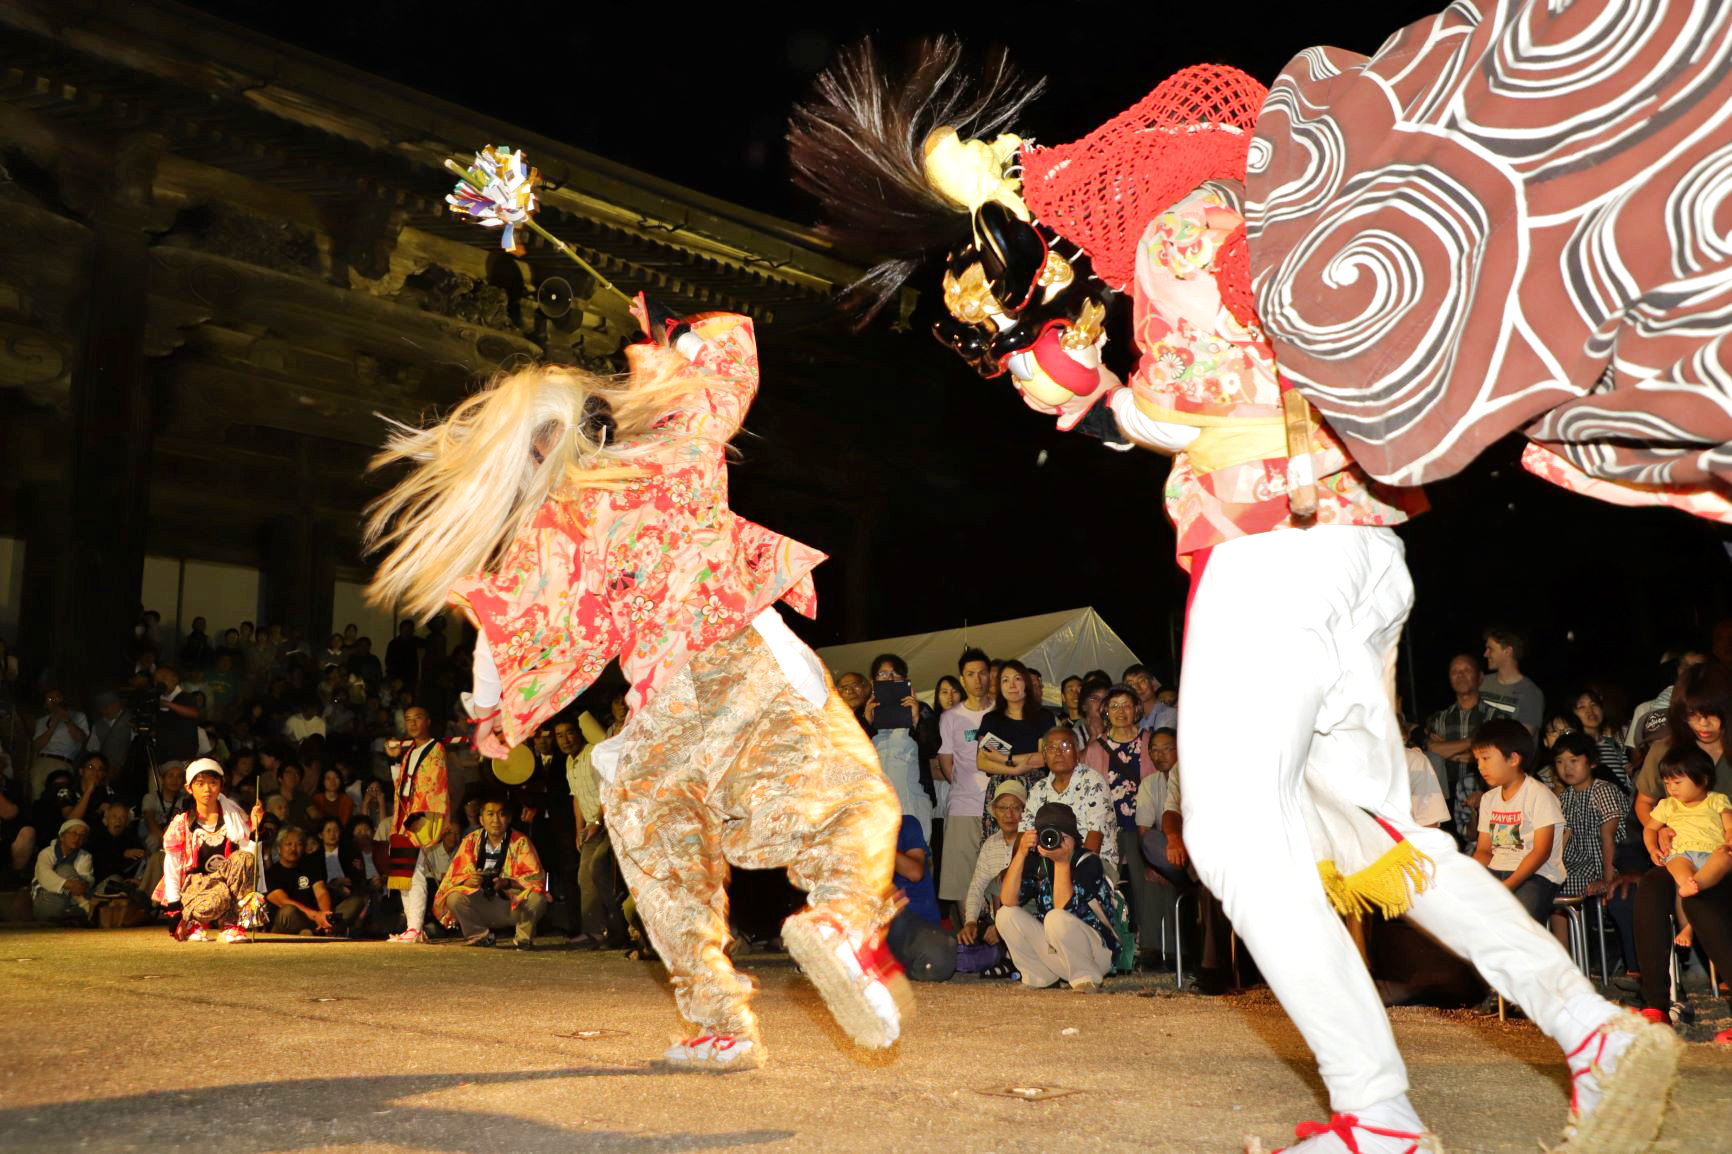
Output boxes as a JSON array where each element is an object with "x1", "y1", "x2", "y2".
[
  {"x1": 1281, "y1": 1114, "x2": 1425, "y2": 1154},
  {"x1": 1564, "y1": 1027, "x2": 1610, "y2": 1114}
]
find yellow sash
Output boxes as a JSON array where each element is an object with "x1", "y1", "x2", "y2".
[{"x1": 1132, "y1": 395, "x2": 1309, "y2": 475}]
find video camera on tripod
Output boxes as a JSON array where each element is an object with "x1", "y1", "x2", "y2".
[{"x1": 125, "y1": 685, "x2": 162, "y2": 739}]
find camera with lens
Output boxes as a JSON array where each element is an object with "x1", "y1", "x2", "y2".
[{"x1": 1037, "y1": 826, "x2": 1065, "y2": 852}]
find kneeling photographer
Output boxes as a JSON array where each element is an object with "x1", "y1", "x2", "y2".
[{"x1": 994, "y1": 802, "x2": 1120, "y2": 991}]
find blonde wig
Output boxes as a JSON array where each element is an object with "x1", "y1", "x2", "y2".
[{"x1": 364, "y1": 353, "x2": 712, "y2": 621}]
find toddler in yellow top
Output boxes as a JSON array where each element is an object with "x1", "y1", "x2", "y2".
[{"x1": 1641, "y1": 744, "x2": 1732, "y2": 947}]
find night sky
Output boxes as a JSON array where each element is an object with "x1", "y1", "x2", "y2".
[{"x1": 190, "y1": 1, "x2": 1730, "y2": 716}]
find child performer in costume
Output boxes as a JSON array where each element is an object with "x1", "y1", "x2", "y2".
[
  {"x1": 153, "y1": 757, "x2": 265, "y2": 943},
  {"x1": 365, "y1": 294, "x2": 908, "y2": 1071},
  {"x1": 792, "y1": 32, "x2": 1679, "y2": 1153},
  {"x1": 383, "y1": 706, "x2": 449, "y2": 891}
]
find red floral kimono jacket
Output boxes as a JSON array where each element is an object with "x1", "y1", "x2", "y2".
[
  {"x1": 450, "y1": 314, "x2": 827, "y2": 747},
  {"x1": 432, "y1": 828, "x2": 545, "y2": 927}
]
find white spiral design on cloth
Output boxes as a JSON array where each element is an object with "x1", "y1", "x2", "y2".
[
  {"x1": 1561, "y1": 201, "x2": 1643, "y2": 356},
  {"x1": 1262, "y1": 166, "x2": 1493, "y2": 426},
  {"x1": 1246, "y1": 84, "x2": 1349, "y2": 234},
  {"x1": 1245, "y1": 136, "x2": 1272, "y2": 177},
  {"x1": 1296, "y1": 45, "x2": 1343, "y2": 83},
  {"x1": 1246, "y1": 0, "x2": 1732, "y2": 494},
  {"x1": 1456, "y1": 0, "x2": 1732, "y2": 173},
  {"x1": 1667, "y1": 142, "x2": 1732, "y2": 278}
]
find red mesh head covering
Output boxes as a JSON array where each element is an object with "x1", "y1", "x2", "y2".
[{"x1": 1021, "y1": 65, "x2": 1268, "y2": 291}]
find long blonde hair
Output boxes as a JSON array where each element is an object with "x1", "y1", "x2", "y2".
[{"x1": 363, "y1": 354, "x2": 707, "y2": 621}]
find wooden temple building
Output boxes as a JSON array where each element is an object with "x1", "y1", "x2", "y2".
[{"x1": 0, "y1": 0, "x2": 932, "y2": 695}]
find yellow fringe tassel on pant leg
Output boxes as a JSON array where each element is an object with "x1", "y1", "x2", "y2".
[{"x1": 1317, "y1": 841, "x2": 1433, "y2": 919}]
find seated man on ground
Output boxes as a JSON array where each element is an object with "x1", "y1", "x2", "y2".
[
  {"x1": 994, "y1": 802, "x2": 1119, "y2": 991},
  {"x1": 264, "y1": 825, "x2": 338, "y2": 935},
  {"x1": 433, "y1": 797, "x2": 548, "y2": 948},
  {"x1": 887, "y1": 812, "x2": 955, "y2": 981},
  {"x1": 32, "y1": 818, "x2": 94, "y2": 925}
]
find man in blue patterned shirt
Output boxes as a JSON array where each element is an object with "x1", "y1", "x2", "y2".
[{"x1": 994, "y1": 802, "x2": 1119, "y2": 991}]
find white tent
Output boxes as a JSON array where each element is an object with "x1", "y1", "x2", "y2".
[{"x1": 816, "y1": 607, "x2": 1142, "y2": 705}]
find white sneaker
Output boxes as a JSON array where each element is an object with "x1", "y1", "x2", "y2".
[
  {"x1": 219, "y1": 927, "x2": 249, "y2": 944},
  {"x1": 183, "y1": 925, "x2": 212, "y2": 943},
  {"x1": 1556, "y1": 1009, "x2": 1682, "y2": 1153},
  {"x1": 388, "y1": 928, "x2": 426, "y2": 944},
  {"x1": 661, "y1": 1035, "x2": 764, "y2": 1071}
]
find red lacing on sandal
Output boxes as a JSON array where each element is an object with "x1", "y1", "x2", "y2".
[
  {"x1": 1281, "y1": 1114, "x2": 1424, "y2": 1154},
  {"x1": 806, "y1": 912, "x2": 904, "y2": 984},
  {"x1": 1564, "y1": 1028, "x2": 1610, "y2": 1114}
]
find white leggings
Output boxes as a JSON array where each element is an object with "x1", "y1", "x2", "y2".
[{"x1": 1178, "y1": 526, "x2": 1606, "y2": 1110}]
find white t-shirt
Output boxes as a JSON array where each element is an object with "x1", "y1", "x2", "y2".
[
  {"x1": 938, "y1": 705, "x2": 989, "y2": 818},
  {"x1": 1478, "y1": 774, "x2": 1566, "y2": 884},
  {"x1": 1405, "y1": 748, "x2": 1451, "y2": 828}
]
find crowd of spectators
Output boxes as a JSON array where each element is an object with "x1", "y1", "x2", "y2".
[
  {"x1": 3, "y1": 606, "x2": 1731, "y2": 1045},
  {"x1": 839, "y1": 617, "x2": 1732, "y2": 1046},
  {"x1": 0, "y1": 609, "x2": 609, "y2": 946}
]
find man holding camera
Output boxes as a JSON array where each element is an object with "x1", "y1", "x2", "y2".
[
  {"x1": 433, "y1": 796, "x2": 547, "y2": 948},
  {"x1": 994, "y1": 801, "x2": 1119, "y2": 992}
]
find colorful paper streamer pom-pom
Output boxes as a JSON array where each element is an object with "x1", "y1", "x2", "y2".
[{"x1": 445, "y1": 146, "x2": 539, "y2": 255}]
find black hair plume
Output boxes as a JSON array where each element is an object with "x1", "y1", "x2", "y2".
[{"x1": 788, "y1": 36, "x2": 1044, "y2": 324}]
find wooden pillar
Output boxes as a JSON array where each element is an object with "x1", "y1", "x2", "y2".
[
  {"x1": 49, "y1": 220, "x2": 154, "y2": 696},
  {"x1": 257, "y1": 447, "x2": 335, "y2": 651}
]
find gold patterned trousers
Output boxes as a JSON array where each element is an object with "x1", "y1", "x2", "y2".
[{"x1": 604, "y1": 623, "x2": 899, "y2": 1040}]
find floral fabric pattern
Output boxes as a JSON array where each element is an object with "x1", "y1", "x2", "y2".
[
  {"x1": 1018, "y1": 768, "x2": 1118, "y2": 875},
  {"x1": 390, "y1": 741, "x2": 450, "y2": 837},
  {"x1": 1081, "y1": 733, "x2": 1149, "y2": 831},
  {"x1": 450, "y1": 315, "x2": 828, "y2": 747},
  {"x1": 1130, "y1": 184, "x2": 1422, "y2": 564},
  {"x1": 602, "y1": 624, "x2": 899, "y2": 1040}
]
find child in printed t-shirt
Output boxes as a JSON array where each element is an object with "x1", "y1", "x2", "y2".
[
  {"x1": 1641, "y1": 744, "x2": 1732, "y2": 948},
  {"x1": 1472, "y1": 719, "x2": 1567, "y2": 923}
]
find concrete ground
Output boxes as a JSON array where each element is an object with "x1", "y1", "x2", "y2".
[{"x1": 2, "y1": 927, "x2": 1728, "y2": 1154}]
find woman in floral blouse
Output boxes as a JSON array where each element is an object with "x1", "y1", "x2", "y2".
[{"x1": 363, "y1": 299, "x2": 907, "y2": 1072}]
